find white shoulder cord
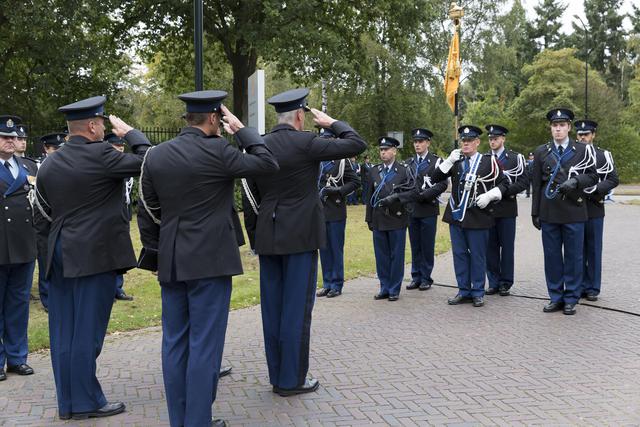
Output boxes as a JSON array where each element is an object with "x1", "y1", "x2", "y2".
[
  {"x1": 475, "y1": 155, "x2": 501, "y2": 196},
  {"x1": 569, "y1": 143, "x2": 596, "y2": 180},
  {"x1": 324, "y1": 159, "x2": 346, "y2": 188},
  {"x1": 502, "y1": 153, "x2": 525, "y2": 185},
  {"x1": 584, "y1": 148, "x2": 615, "y2": 194},
  {"x1": 29, "y1": 183, "x2": 53, "y2": 222},
  {"x1": 138, "y1": 147, "x2": 162, "y2": 225},
  {"x1": 241, "y1": 178, "x2": 259, "y2": 215},
  {"x1": 124, "y1": 177, "x2": 134, "y2": 206}
]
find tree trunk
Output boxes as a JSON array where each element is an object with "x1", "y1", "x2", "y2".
[{"x1": 229, "y1": 50, "x2": 258, "y2": 124}]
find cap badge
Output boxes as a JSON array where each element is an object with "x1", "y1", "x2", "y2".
[
  {"x1": 490, "y1": 126, "x2": 494, "y2": 132},
  {"x1": 381, "y1": 138, "x2": 386, "y2": 144},
  {"x1": 57, "y1": 135, "x2": 61, "y2": 141},
  {"x1": 6, "y1": 119, "x2": 13, "y2": 127},
  {"x1": 581, "y1": 122, "x2": 585, "y2": 128},
  {"x1": 557, "y1": 110, "x2": 561, "y2": 117},
  {"x1": 464, "y1": 127, "x2": 469, "y2": 134}
]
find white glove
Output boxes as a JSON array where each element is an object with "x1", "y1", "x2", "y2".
[
  {"x1": 439, "y1": 149, "x2": 461, "y2": 173},
  {"x1": 475, "y1": 187, "x2": 502, "y2": 209}
]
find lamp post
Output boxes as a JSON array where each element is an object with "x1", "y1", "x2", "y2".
[
  {"x1": 574, "y1": 15, "x2": 589, "y2": 118},
  {"x1": 194, "y1": 0, "x2": 204, "y2": 91}
]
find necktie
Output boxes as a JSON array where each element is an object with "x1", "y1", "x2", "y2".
[
  {"x1": 417, "y1": 157, "x2": 423, "y2": 164},
  {"x1": 558, "y1": 145, "x2": 564, "y2": 156},
  {"x1": 463, "y1": 157, "x2": 470, "y2": 173},
  {"x1": 4, "y1": 161, "x2": 11, "y2": 171}
]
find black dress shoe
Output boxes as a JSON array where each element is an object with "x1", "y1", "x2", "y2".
[
  {"x1": 274, "y1": 378, "x2": 320, "y2": 397},
  {"x1": 59, "y1": 413, "x2": 71, "y2": 420},
  {"x1": 0, "y1": 369, "x2": 5, "y2": 381},
  {"x1": 563, "y1": 303, "x2": 577, "y2": 315},
  {"x1": 316, "y1": 288, "x2": 330, "y2": 297},
  {"x1": 388, "y1": 295, "x2": 399, "y2": 301},
  {"x1": 374, "y1": 293, "x2": 389, "y2": 300},
  {"x1": 447, "y1": 294, "x2": 472, "y2": 305},
  {"x1": 472, "y1": 297, "x2": 484, "y2": 307},
  {"x1": 115, "y1": 292, "x2": 134, "y2": 301},
  {"x1": 498, "y1": 285, "x2": 510, "y2": 296},
  {"x1": 585, "y1": 293, "x2": 598, "y2": 302},
  {"x1": 219, "y1": 366, "x2": 232, "y2": 378},
  {"x1": 211, "y1": 419, "x2": 227, "y2": 427},
  {"x1": 71, "y1": 402, "x2": 125, "y2": 420},
  {"x1": 543, "y1": 302, "x2": 564, "y2": 313},
  {"x1": 485, "y1": 287, "x2": 498, "y2": 295},
  {"x1": 7, "y1": 364, "x2": 34, "y2": 375},
  {"x1": 419, "y1": 281, "x2": 432, "y2": 291},
  {"x1": 326, "y1": 289, "x2": 342, "y2": 298},
  {"x1": 406, "y1": 281, "x2": 420, "y2": 290}
]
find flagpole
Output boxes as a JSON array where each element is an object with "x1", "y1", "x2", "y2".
[{"x1": 449, "y1": 3, "x2": 463, "y2": 149}]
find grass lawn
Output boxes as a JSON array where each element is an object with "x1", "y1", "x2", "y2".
[{"x1": 27, "y1": 205, "x2": 451, "y2": 352}]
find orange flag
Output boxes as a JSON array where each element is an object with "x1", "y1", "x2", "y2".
[{"x1": 444, "y1": 31, "x2": 461, "y2": 112}]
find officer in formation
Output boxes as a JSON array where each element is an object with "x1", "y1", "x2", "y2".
[
  {"x1": 138, "y1": 90, "x2": 278, "y2": 427},
  {"x1": 365, "y1": 137, "x2": 411, "y2": 301},
  {"x1": 531, "y1": 109, "x2": 598, "y2": 315},
  {"x1": 573, "y1": 119, "x2": 619, "y2": 301},
  {"x1": 0, "y1": 116, "x2": 36, "y2": 382},
  {"x1": 36, "y1": 96, "x2": 151, "y2": 420},
  {"x1": 243, "y1": 88, "x2": 366, "y2": 397},
  {"x1": 526, "y1": 152, "x2": 534, "y2": 197},
  {"x1": 484, "y1": 125, "x2": 529, "y2": 296},
  {"x1": 401, "y1": 128, "x2": 447, "y2": 292},
  {"x1": 431, "y1": 125, "x2": 508, "y2": 307},
  {"x1": 316, "y1": 128, "x2": 361, "y2": 299},
  {"x1": 105, "y1": 133, "x2": 135, "y2": 302},
  {"x1": 33, "y1": 133, "x2": 66, "y2": 311},
  {"x1": 360, "y1": 155, "x2": 373, "y2": 204}
]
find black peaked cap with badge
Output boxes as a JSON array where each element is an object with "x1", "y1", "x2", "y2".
[
  {"x1": 485, "y1": 124, "x2": 508, "y2": 136},
  {"x1": 378, "y1": 136, "x2": 400, "y2": 148},
  {"x1": 267, "y1": 88, "x2": 311, "y2": 113},
  {"x1": 458, "y1": 125, "x2": 483, "y2": 139},
  {"x1": 58, "y1": 96, "x2": 109, "y2": 121},
  {"x1": 40, "y1": 133, "x2": 66, "y2": 146},
  {"x1": 574, "y1": 119, "x2": 598, "y2": 134},
  {"x1": 546, "y1": 108, "x2": 574, "y2": 123},
  {"x1": 0, "y1": 115, "x2": 21, "y2": 136},
  {"x1": 178, "y1": 90, "x2": 228, "y2": 113},
  {"x1": 411, "y1": 128, "x2": 433, "y2": 140}
]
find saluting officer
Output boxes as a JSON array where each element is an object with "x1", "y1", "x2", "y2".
[
  {"x1": 484, "y1": 125, "x2": 529, "y2": 296},
  {"x1": 316, "y1": 128, "x2": 361, "y2": 299},
  {"x1": 0, "y1": 116, "x2": 36, "y2": 382},
  {"x1": 401, "y1": 128, "x2": 447, "y2": 292},
  {"x1": 574, "y1": 119, "x2": 619, "y2": 301},
  {"x1": 365, "y1": 137, "x2": 411, "y2": 301},
  {"x1": 244, "y1": 88, "x2": 366, "y2": 396},
  {"x1": 431, "y1": 126, "x2": 508, "y2": 307},
  {"x1": 138, "y1": 91, "x2": 278, "y2": 427},
  {"x1": 531, "y1": 109, "x2": 598, "y2": 315},
  {"x1": 36, "y1": 97, "x2": 151, "y2": 420}
]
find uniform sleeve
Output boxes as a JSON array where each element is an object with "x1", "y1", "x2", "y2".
[
  {"x1": 137, "y1": 155, "x2": 160, "y2": 262},
  {"x1": 221, "y1": 128, "x2": 279, "y2": 178},
  {"x1": 531, "y1": 149, "x2": 543, "y2": 217},
  {"x1": 339, "y1": 160, "x2": 361, "y2": 196},
  {"x1": 306, "y1": 121, "x2": 367, "y2": 161},
  {"x1": 103, "y1": 129, "x2": 151, "y2": 179}
]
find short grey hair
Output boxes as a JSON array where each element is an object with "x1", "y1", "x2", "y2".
[{"x1": 277, "y1": 110, "x2": 298, "y2": 125}]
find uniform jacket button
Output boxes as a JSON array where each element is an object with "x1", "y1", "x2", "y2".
[
  {"x1": 7, "y1": 218, "x2": 11, "y2": 222},
  {"x1": 25, "y1": 219, "x2": 29, "y2": 223},
  {"x1": 4, "y1": 206, "x2": 7, "y2": 210}
]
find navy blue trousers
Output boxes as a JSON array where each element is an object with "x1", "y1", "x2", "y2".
[
  {"x1": 319, "y1": 220, "x2": 346, "y2": 292},
  {"x1": 449, "y1": 224, "x2": 489, "y2": 298},
  {"x1": 48, "y1": 238, "x2": 115, "y2": 415},
  {"x1": 160, "y1": 277, "x2": 231, "y2": 427},
  {"x1": 259, "y1": 251, "x2": 317, "y2": 389},
  {"x1": 37, "y1": 252, "x2": 49, "y2": 309},
  {"x1": 114, "y1": 274, "x2": 125, "y2": 297},
  {"x1": 541, "y1": 221, "x2": 585, "y2": 304},
  {"x1": 408, "y1": 215, "x2": 437, "y2": 285},
  {"x1": 486, "y1": 217, "x2": 516, "y2": 289},
  {"x1": 583, "y1": 217, "x2": 604, "y2": 295},
  {"x1": 373, "y1": 229, "x2": 406, "y2": 297},
  {"x1": 0, "y1": 262, "x2": 33, "y2": 368}
]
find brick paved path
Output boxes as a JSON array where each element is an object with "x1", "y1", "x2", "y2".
[{"x1": 2, "y1": 199, "x2": 640, "y2": 426}]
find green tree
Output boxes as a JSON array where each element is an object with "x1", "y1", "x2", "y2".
[{"x1": 528, "y1": 0, "x2": 567, "y2": 50}]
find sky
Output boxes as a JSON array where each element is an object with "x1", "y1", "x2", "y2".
[{"x1": 520, "y1": 0, "x2": 636, "y2": 32}]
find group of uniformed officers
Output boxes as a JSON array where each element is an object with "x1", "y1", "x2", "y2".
[{"x1": 0, "y1": 83, "x2": 618, "y2": 425}]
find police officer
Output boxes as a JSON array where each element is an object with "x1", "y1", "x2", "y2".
[
  {"x1": 365, "y1": 136, "x2": 410, "y2": 301},
  {"x1": 138, "y1": 90, "x2": 278, "y2": 427},
  {"x1": 574, "y1": 119, "x2": 619, "y2": 301},
  {"x1": 317, "y1": 128, "x2": 361, "y2": 298},
  {"x1": 33, "y1": 133, "x2": 66, "y2": 311},
  {"x1": 346, "y1": 157, "x2": 361, "y2": 204},
  {"x1": 484, "y1": 125, "x2": 529, "y2": 296},
  {"x1": 243, "y1": 88, "x2": 366, "y2": 396},
  {"x1": 0, "y1": 115, "x2": 37, "y2": 382},
  {"x1": 401, "y1": 128, "x2": 448, "y2": 292},
  {"x1": 431, "y1": 125, "x2": 508, "y2": 307},
  {"x1": 526, "y1": 152, "x2": 534, "y2": 197},
  {"x1": 531, "y1": 109, "x2": 598, "y2": 315},
  {"x1": 105, "y1": 133, "x2": 134, "y2": 302},
  {"x1": 36, "y1": 96, "x2": 151, "y2": 420},
  {"x1": 360, "y1": 155, "x2": 373, "y2": 204}
]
